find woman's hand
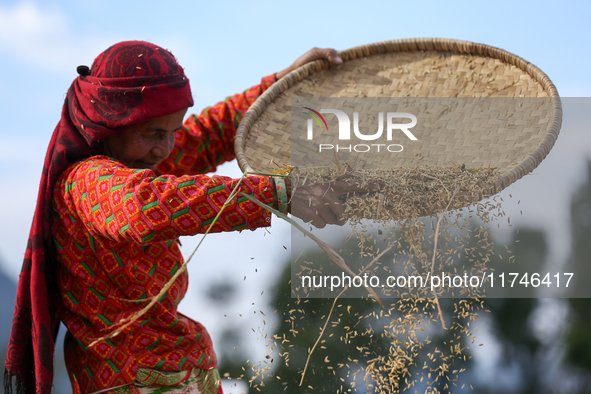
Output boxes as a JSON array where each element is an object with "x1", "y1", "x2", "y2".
[
  {"x1": 276, "y1": 47, "x2": 343, "y2": 80},
  {"x1": 285, "y1": 178, "x2": 379, "y2": 229}
]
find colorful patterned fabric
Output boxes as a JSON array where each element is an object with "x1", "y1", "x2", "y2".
[
  {"x1": 104, "y1": 367, "x2": 220, "y2": 394},
  {"x1": 52, "y1": 74, "x2": 276, "y2": 394},
  {"x1": 5, "y1": 41, "x2": 193, "y2": 394}
]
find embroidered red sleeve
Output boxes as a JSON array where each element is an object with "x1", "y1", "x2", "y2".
[
  {"x1": 64, "y1": 157, "x2": 274, "y2": 244},
  {"x1": 156, "y1": 74, "x2": 276, "y2": 176}
]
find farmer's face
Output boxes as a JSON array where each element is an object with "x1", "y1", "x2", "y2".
[{"x1": 102, "y1": 109, "x2": 187, "y2": 170}]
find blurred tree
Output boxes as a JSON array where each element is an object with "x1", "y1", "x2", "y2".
[
  {"x1": 564, "y1": 162, "x2": 591, "y2": 379},
  {"x1": 219, "y1": 163, "x2": 591, "y2": 392},
  {"x1": 474, "y1": 230, "x2": 546, "y2": 394},
  {"x1": 473, "y1": 161, "x2": 591, "y2": 394},
  {"x1": 218, "y1": 229, "x2": 478, "y2": 393}
]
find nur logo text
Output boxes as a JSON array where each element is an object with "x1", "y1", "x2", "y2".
[{"x1": 303, "y1": 108, "x2": 417, "y2": 153}]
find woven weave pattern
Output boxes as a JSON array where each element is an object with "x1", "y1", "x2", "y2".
[
  {"x1": 287, "y1": 97, "x2": 553, "y2": 172},
  {"x1": 236, "y1": 39, "x2": 561, "y2": 195}
]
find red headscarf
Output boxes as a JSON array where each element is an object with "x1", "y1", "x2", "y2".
[{"x1": 4, "y1": 41, "x2": 194, "y2": 394}]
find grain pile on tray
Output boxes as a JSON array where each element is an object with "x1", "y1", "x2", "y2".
[
  {"x1": 292, "y1": 164, "x2": 497, "y2": 223},
  {"x1": 231, "y1": 38, "x2": 561, "y2": 393}
]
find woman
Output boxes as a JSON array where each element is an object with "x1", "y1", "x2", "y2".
[{"x1": 4, "y1": 40, "x2": 359, "y2": 394}]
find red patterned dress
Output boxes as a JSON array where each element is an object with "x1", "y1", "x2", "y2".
[{"x1": 51, "y1": 75, "x2": 276, "y2": 394}]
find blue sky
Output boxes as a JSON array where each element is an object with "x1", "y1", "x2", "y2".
[{"x1": 1, "y1": 0, "x2": 590, "y2": 390}]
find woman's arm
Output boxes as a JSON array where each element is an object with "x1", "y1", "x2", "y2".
[
  {"x1": 56, "y1": 156, "x2": 274, "y2": 245},
  {"x1": 155, "y1": 75, "x2": 276, "y2": 176}
]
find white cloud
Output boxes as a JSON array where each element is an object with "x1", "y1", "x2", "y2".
[
  {"x1": 0, "y1": 2, "x2": 66, "y2": 39},
  {"x1": 0, "y1": 2, "x2": 113, "y2": 74}
]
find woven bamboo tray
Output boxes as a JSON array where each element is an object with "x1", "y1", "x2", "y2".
[{"x1": 235, "y1": 38, "x2": 561, "y2": 202}]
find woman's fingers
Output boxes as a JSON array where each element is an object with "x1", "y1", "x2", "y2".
[
  {"x1": 307, "y1": 48, "x2": 342, "y2": 66},
  {"x1": 289, "y1": 180, "x2": 379, "y2": 228},
  {"x1": 294, "y1": 47, "x2": 342, "y2": 68},
  {"x1": 276, "y1": 47, "x2": 342, "y2": 79},
  {"x1": 323, "y1": 48, "x2": 343, "y2": 65},
  {"x1": 290, "y1": 183, "x2": 333, "y2": 228}
]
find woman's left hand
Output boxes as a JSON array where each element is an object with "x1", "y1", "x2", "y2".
[
  {"x1": 285, "y1": 177, "x2": 381, "y2": 229},
  {"x1": 276, "y1": 47, "x2": 343, "y2": 80}
]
